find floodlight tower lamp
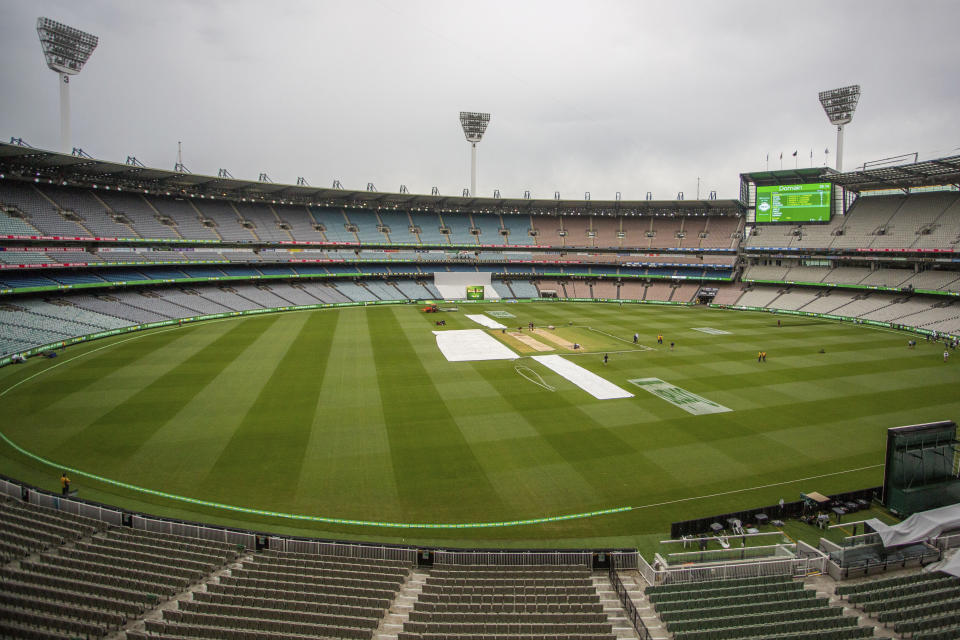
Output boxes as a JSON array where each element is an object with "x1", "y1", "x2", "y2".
[
  {"x1": 36, "y1": 17, "x2": 99, "y2": 153},
  {"x1": 818, "y1": 85, "x2": 861, "y2": 172},
  {"x1": 459, "y1": 111, "x2": 490, "y2": 199}
]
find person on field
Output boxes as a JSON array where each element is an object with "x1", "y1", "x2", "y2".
[
  {"x1": 762, "y1": 351, "x2": 767, "y2": 362},
  {"x1": 60, "y1": 471, "x2": 70, "y2": 496},
  {"x1": 670, "y1": 341, "x2": 675, "y2": 351},
  {"x1": 758, "y1": 351, "x2": 763, "y2": 363},
  {"x1": 657, "y1": 334, "x2": 663, "y2": 345},
  {"x1": 633, "y1": 333, "x2": 639, "y2": 344},
  {"x1": 945, "y1": 350, "x2": 950, "y2": 363},
  {"x1": 603, "y1": 353, "x2": 608, "y2": 365}
]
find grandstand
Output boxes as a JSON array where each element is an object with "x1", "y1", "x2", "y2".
[{"x1": 3, "y1": 137, "x2": 960, "y2": 640}]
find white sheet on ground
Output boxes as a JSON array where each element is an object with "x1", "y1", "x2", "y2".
[
  {"x1": 465, "y1": 314, "x2": 506, "y2": 329},
  {"x1": 866, "y1": 503, "x2": 960, "y2": 548},
  {"x1": 433, "y1": 329, "x2": 518, "y2": 362},
  {"x1": 531, "y1": 355, "x2": 634, "y2": 400}
]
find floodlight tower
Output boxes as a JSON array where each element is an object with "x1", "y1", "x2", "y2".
[
  {"x1": 818, "y1": 85, "x2": 860, "y2": 172},
  {"x1": 36, "y1": 17, "x2": 99, "y2": 153},
  {"x1": 459, "y1": 112, "x2": 490, "y2": 197}
]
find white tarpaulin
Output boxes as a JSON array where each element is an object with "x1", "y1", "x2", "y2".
[
  {"x1": 940, "y1": 550, "x2": 960, "y2": 578},
  {"x1": 531, "y1": 355, "x2": 634, "y2": 400},
  {"x1": 433, "y1": 329, "x2": 518, "y2": 362},
  {"x1": 866, "y1": 503, "x2": 960, "y2": 548},
  {"x1": 465, "y1": 314, "x2": 506, "y2": 329}
]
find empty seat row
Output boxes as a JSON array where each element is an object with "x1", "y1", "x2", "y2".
[
  {"x1": 237, "y1": 562, "x2": 405, "y2": 584},
  {"x1": 203, "y1": 580, "x2": 389, "y2": 610},
  {"x1": 160, "y1": 608, "x2": 371, "y2": 639},
  {"x1": 191, "y1": 589, "x2": 384, "y2": 621},
  {"x1": 646, "y1": 573, "x2": 792, "y2": 595},
  {"x1": 177, "y1": 599, "x2": 378, "y2": 631},
  {"x1": 403, "y1": 621, "x2": 614, "y2": 636},
  {"x1": 672, "y1": 614, "x2": 861, "y2": 640}
]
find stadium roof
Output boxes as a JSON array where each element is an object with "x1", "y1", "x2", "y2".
[
  {"x1": 739, "y1": 167, "x2": 833, "y2": 186},
  {"x1": 821, "y1": 155, "x2": 960, "y2": 192},
  {"x1": 0, "y1": 142, "x2": 741, "y2": 216}
]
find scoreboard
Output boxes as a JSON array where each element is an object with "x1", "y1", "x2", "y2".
[{"x1": 756, "y1": 183, "x2": 832, "y2": 223}]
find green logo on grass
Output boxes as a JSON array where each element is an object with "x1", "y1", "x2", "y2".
[{"x1": 628, "y1": 378, "x2": 731, "y2": 415}]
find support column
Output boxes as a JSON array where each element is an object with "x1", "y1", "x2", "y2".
[{"x1": 59, "y1": 72, "x2": 71, "y2": 153}]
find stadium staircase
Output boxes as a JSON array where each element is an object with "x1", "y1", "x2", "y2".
[
  {"x1": 593, "y1": 571, "x2": 654, "y2": 640},
  {"x1": 373, "y1": 568, "x2": 429, "y2": 640}
]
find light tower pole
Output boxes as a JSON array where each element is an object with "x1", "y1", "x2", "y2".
[
  {"x1": 36, "y1": 17, "x2": 99, "y2": 153},
  {"x1": 459, "y1": 112, "x2": 490, "y2": 197},
  {"x1": 818, "y1": 85, "x2": 860, "y2": 172}
]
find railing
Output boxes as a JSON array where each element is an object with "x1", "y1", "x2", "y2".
[
  {"x1": 666, "y1": 542, "x2": 795, "y2": 564},
  {"x1": 936, "y1": 531, "x2": 960, "y2": 551},
  {"x1": 829, "y1": 545, "x2": 941, "y2": 579},
  {"x1": 610, "y1": 550, "x2": 639, "y2": 569},
  {"x1": 636, "y1": 552, "x2": 824, "y2": 586},
  {"x1": 268, "y1": 536, "x2": 417, "y2": 565},
  {"x1": 0, "y1": 477, "x2": 22, "y2": 499},
  {"x1": 27, "y1": 489, "x2": 123, "y2": 526},
  {"x1": 132, "y1": 514, "x2": 255, "y2": 549},
  {"x1": 609, "y1": 566, "x2": 652, "y2": 640},
  {"x1": 433, "y1": 550, "x2": 592, "y2": 566}
]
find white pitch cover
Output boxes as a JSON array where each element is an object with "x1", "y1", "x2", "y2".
[
  {"x1": 464, "y1": 314, "x2": 507, "y2": 329},
  {"x1": 433, "y1": 329, "x2": 518, "y2": 362},
  {"x1": 531, "y1": 355, "x2": 634, "y2": 400}
]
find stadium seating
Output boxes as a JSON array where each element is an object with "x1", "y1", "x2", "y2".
[
  {"x1": 647, "y1": 574, "x2": 873, "y2": 640},
  {"x1": 148, "y1": 549, "x2": 409, "y2": 640},
  {"x1": 837, "y1": 570, "x2": 960, "y2": 638},
  {"x1": 0, "y1": 496, "x2": 240, "y2": 640},
  {"x1": 401, "y1": 564, "x2": 616, "y2": 640}
]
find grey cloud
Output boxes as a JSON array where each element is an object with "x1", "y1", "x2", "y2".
[{"x1": 1, "y1": 0, "x2": 957, "y2": 200}]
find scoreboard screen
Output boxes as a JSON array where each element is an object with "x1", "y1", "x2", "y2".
[
  {"x1": 466, "y1": 285, "x2": 484, "y2": 300},
  {"x1": 756, "y1": 183, "x2": 832, "y2": 223}
]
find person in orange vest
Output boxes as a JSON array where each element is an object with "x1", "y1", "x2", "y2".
[{"x1": 60, "y1": 471, "x2": 70, "y2": 496}]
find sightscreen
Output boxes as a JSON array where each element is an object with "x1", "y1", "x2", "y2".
[{"x1": 756, "y1": 183, "x2": 832, "y2": 223}]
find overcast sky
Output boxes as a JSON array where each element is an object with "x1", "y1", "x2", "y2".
[{"x1": 2, "y1": 0, "x2": 958, "y2": 200}]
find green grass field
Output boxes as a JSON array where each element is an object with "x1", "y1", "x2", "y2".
[{"x1": 1, "y1": 301, "x2": 957, "y2": 550}]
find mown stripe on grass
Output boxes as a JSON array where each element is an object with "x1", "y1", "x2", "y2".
[
  {"x1": 50, "y1": 318, "x2": 272, "y2": 467},
  {"x1": 198, "y1": 310, "x2": 337, "y2": 502},
  {"x1": 117, "y1": 312, "x2": 311, "y2": 491},
  {"x1": 296, "y1": 308, "x2": 399, "y2": 516},
  {"x1": 3, "y1": 323, "x2": 195, "y2": 422},
  {"x1": 369, "y1": 307, "x2": 504, "y2": 517},
  {"x1": 465, "y1": 352, "x2": 637, "y2": 497}
]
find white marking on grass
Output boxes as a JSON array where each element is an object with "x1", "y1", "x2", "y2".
[
  {"x1": 514, "y1": 365, "x2": 556, "y2": 391},
  {"x1": 580, "y1": 326, "x2": 654, "y2": 351},
  {"x1": 691, "y1": 327, "x2": 731, "y2": 335},
  {"x1": 630, "y1": 464, "x2": 885, "y2": 511},
  {"x1": 487, "y1": 310, "x2": 516, "y2": 319},
  {"x1": 628, "y1": 378, "x2": 731, "y2": 415},
  {"x1": 465, "y1": 314, "x2": 507, "y2": 329},
  {"x1": 531, "y1": 354, "x2": 633, "y2": 400},
  {"x1": 433, "y1": 329, "x2": 518, "y2": 361}
]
